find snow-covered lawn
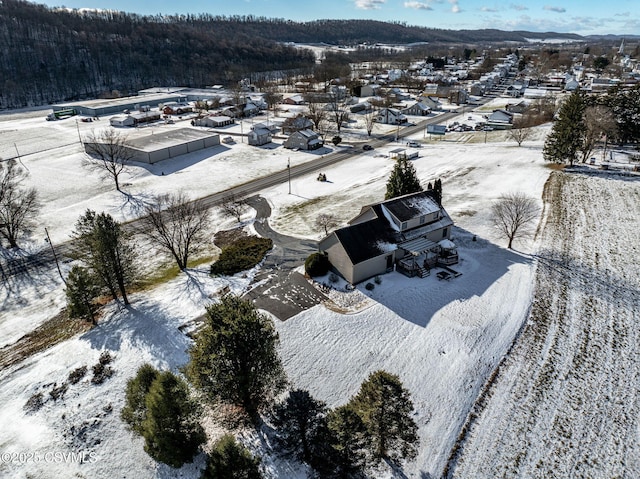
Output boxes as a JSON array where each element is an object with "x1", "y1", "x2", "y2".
[{"x1": 1, "y1": 103, "x2": 562, "y2": 478}]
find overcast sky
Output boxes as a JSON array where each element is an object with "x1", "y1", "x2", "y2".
[{"x1": 37, "y1": 0, "x2": 640, "y2": 35}]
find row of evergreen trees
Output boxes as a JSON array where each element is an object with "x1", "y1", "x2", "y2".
[{"x1": 121, "y1": 295, "x2": 420, "y2": 477}]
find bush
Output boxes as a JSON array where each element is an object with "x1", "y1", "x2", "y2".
[
  {"x1": 211, "y1": 236, "x2": 273, "y2": 276},
  {"x1": 305, "y1": 252, "x2": 330, "y2": 277},
  {"x1": 99, "y1": 351, "x2": 113, "y2": 365},
  {"x1": 50, "y1": 382, "x2": 69, "y2": 401},
  {"x1": 24, "y1": 392, "x2": 44, "y2": 413},
  {"x1": 329, "y1": 272, "x2": 339, "y2": 283},
  {"x1": 365, "y1": 282, "x2": 375, "y2": 291},
  {"x1": 141, "y1": 371, "x2": 206, "y2": 468},
  {"x1": 374, "y1": 275, "x2": 382, "y2": 285},
  {"x1": 68, "y1": 365, "x2": 88, "y2": 384},
  {"x1": 89, "y1": 351, "x2": 115, "y2": 384}
]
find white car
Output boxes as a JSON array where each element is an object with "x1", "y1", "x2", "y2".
[{"x1": 406, "y1": 141, "x2": 420, "y2": 148}]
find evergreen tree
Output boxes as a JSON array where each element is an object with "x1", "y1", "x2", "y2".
[
  {"x1": 433, "y1": 178, "x2": 443, "y2": 206},
  {"x1": 384, "y1": 157, "x2": 422, "y2": 200},
  {"x1": 121, "y1": 364, "x2": 160, "y2": 434},
  {"x1": 141, "y1": 371, "x2": 206, "y2": 468},
  {"x1": 71, "y1": 209, "x2": 136, "y2": 305},
  {"x1": 327, "y1": 404, "x2": 369, "y2": 478},
  {"x1": 542, "y1": 89, "x2": 586, "y2": 165},
  {"x1": 65, "y1": 265, "x2": 101, "y2": 323},
  {"x1": 603, "y1": 84, "x2": 640, "y2": 145},
  {"x1": 186, "y1": 295, "x2": 286, "y2": 421},
  {"x1": 349, "y1": 370, "x2": 418, "y2": 463},
  {"x1": 202, "y1": 434, "x2": 262, "y2": 479},
  {"x1": 272, "y1": 389, "x2": 335, "y2": 474}
]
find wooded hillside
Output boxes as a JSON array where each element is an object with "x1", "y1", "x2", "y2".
[{"x1": 0, "y1": 0, "x2": 582, "y2": 109}]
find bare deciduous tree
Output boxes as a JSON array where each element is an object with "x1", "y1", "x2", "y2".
[
  {"x1": 508, "y1": 116, "x2": 533, "y2": 147},
  {"x1": 581, "y1": 105, "x2": 617, "y2": 163},
  {"x1": 315, "y1": 213, "x2": 338, "y2": 236},
  {"x1": 0, "y1": 159, "x2": 40, "y2": 248},
  {"x1": 327, "y1": 92, "x2": 349, "y2": 133},
  {"x1": 306, "y1": 98, "x2": 328, "y2": 138},
  {"x1": 364, "y1": 107, "x2": 376, "y2": 137},
  {"x1": 221, "y1": 194, "x2": 248, "y2": 223},
  {"x1": 491, "y1": 192, "x2": 540, "y2": 249},
  {"x1": 83, "y1": 129, "x2": 135, "y2": 191},
  {"x1": 140, "y1": 192, "x2": 211, "y2": 270}
]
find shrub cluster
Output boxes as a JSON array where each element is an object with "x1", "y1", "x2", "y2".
[
  {"x1": 304, "y1": 252, "x2": 330, "y2": 277},
  {"x1": 210, "y1": 236, "x2": 273, "y2": 276}
]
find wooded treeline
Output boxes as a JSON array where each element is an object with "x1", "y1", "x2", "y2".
[
  {"x1": 0, "y1": 0, "x2": 584, "y2": 109},
  {"x1": 0, "y1": 0, "x2": 316, "y2": 108}
]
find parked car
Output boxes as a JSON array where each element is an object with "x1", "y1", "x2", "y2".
[
  {"x1": 363, "y1": 144, "x2": 373, "y2": 151},
  {"x1": 406, "y1": 141, "x2": 420, "y2": 148},
  {"x1": 222, "y1": 136, "x2": 234, "y2": 144}
]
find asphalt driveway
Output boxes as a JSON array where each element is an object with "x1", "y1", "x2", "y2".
[{"x1": 243, "y1": 196, "x2": 328, "y2": 320}]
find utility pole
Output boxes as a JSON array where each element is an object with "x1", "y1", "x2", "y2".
[
  {"x1": 75, "y1": 119, "x2": 82, "y2": 144},
  {"x1": 45, "y1": 227, "x2": 66, "y2": 285},
  {"x1": 287, "y1": 158, "x2": 291, "y2": 194}
]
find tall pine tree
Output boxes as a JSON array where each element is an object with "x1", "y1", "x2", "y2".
[
  {"x1": 327, "y1": 404, "x2": 369, "y2": 477},
  {"x1": 186, "y1": 294, "x2": 286, "y2": 421},
  {"x1": 349, "y1": 370, "x2": 418, "y2": 463},
  {"x1": 203, "y1": 434, "x2": 262, "y2": 479},
  {"x1": 65, "y1": 265, "x2": 101, "y2": 323},
  {"x1": 543, "y1": 89, "x2": 586, "y2": 165},
  {"x1": 385, "y1": 157, "x2": 422, "y2": 200},
  {"x1": 71, "y1": 209, "x2": 136, "y2": 305},
  {"x1": 140, "y1": 371, "x2": 206, "y2": 468},
  {"x1": 272, "y1": 389, "x2": 336, "y2": 475}
]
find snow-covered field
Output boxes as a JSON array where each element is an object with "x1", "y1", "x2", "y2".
[
  {"x1": 5, "y1": 100, "x2": 634, "y2": 479},
  {"x1": 448, "y1": 169, "x2": 640, "y2": 478}
]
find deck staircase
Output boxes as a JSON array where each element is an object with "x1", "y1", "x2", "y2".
[{"x1": 417, "y1": 265, "x2": 430, "y2": 278}]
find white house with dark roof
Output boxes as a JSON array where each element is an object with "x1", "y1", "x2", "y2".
[{"x1": 318, "y1": 190, "x2": 456, "y2": 284}]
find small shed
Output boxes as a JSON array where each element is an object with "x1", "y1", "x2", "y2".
[{"x1": 389, "y1": 148, "x2": 419, "y2": 160}]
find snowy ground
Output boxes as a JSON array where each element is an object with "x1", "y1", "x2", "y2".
[
  {"x1": 448, "y1": 169, "x2": 640, "y2": 478},
  {"x1": 0, "y1": 100, "x2": 569, "y2": 478}
]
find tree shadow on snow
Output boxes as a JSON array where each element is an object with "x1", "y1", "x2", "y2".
[
  {"x1": 362, "y1": 226, "x2": 532, "y2": 328},
  {"x1": 116, "y1": 189, "x2": 157, "y2": 216},
  {"x1": 565, "y1": 164, "x2": 640, "y2": 182},
  {"x1": 0, "y1": 247, "x2": 63, "y2": 303},
  {"x1": 81, "y1": 301, "x2": 192, "y2": 369}
]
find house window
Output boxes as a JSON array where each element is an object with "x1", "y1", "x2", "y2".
[
  {"x1": 442, "y1": 227, "x2": 448, "y2": 238},
  {"x1": 401, "y1": 221, "x2": 407, "y2": 230},
  {"x1": 419, "y1": 216, "x2": 425, "y2": 225}
]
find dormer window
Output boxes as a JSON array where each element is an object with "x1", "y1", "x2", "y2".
[
  {"x1": 401, "y1": 221, "x2": 407, "y2": 230},
  {"x1": 419, "y1": 215, "x2": 425, "y2": 225}
]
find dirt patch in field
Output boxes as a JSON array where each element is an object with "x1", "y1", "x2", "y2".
[{"x1": 0, "y1": 309, "x2": 93, "y2": 371}]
